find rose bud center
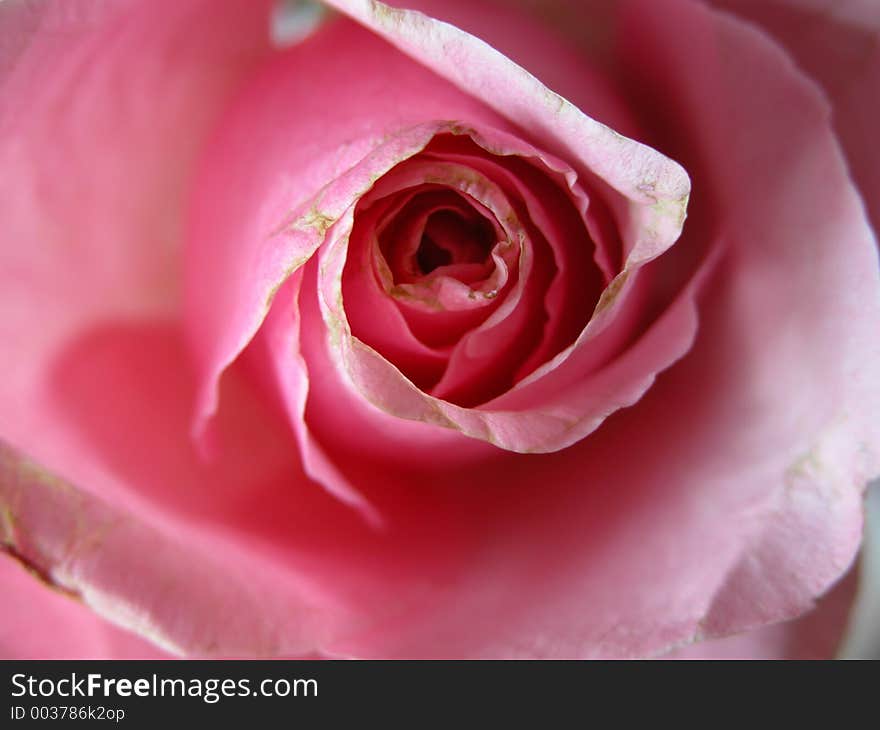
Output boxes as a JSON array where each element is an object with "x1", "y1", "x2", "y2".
[{"x1": 341, "y1": 132, "x2": 610, "y2": 407}]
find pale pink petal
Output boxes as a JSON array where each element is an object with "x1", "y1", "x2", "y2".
[
  {"x1": 323, "y1": 0, "x2": 689, "y2": 283},
  {"x1": 0, "y1": 0, "x2": 274, "y2": 511},
  {"x1": 449, "y1": 0, "x2": 880, "y2": 654},
  {"x1": 186, "y1": 17, "x2": 515, "y2": 445},
  {"x1": 2, "y1": 0, "x2": 876, "y2": 661},
  {"x1": 279, "y1": 0, "x2": 879, "y2": 657},
  {"x1": 0, "y1": 551, "x2": 168, "y2": 659},
  {"x1": 708, "y1": 0, "x2": 880, "y2": 234},
  {"x1": 0, "y1": 330, "x2": 348, "y2": 657},
  {"x1": 612, "y1": 0, "x2": 880, "y2": 645},
  {"x1": 0, "y1": 0, "x2": 341, "y2": 658},
  {"x1": 668, "y1": 565, "x2": 859, "y2": 659},
  {"x1": 374, "y1": 0, "x2": 641, "y2": 137}
]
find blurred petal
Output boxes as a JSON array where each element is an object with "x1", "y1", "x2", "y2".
[
  {"x1": 615, "y1": 0, "x2": 879, "y2": 644},
  {"x1": 0, "y1": 330, "x2": 344, "y2": 658},
  {"x1": 708, "y1": 0, "x2": 880, "y2": 234},
  {"x1": 668, "y1": 563, "x2": 859, "y2": 659},
  {"x1": 0, "y1": 551, "x2": 168, "y2": 659},
  {"x1": 0, "y1": 0, "x2": 273, "y2": 506}
]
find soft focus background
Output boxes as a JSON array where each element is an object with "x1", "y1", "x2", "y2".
[{"x1": 840, "y1": 483, "x2": 880, "y2": 658}]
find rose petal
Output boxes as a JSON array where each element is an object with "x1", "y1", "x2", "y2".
[
  {"x1": 0, "y1": 551, "x2": 168, "y2": 659},
  {"x1": 0, "y1": 0, "x2": 274, "y2": 513},
  {"x1": 2, "y1": 0, "x2": 876, "y2": 661},
  {"x1": 194, "y1": 3, "x2": 695, "y2": 459},
  {"x1": 667, "y1": 563, "x2": 859, "y2": 659},
  {"x1": 373, "y1": 0, "x2": 642, "y2": 138},
  {"x1": 323, "y1": 0, "x2": 690, "y2": 261},
  {"x1": 614, "y1": 0, "x2": 880, "y2": 646},
  {"x1": 278, "y1": 0, "x2": 880, "y2": 657},
  {"x1": 186, "y1": 17, "x2": 516, "y2": 447},
  {"x1": 707, "y1": 0, "x2": 880, "y2": 235},
  {"x1": 0, "y1": 328, "x2": 376, "y2": 658}
]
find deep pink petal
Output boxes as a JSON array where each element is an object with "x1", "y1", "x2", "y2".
[
  {"x1": 310, "y1": 126, "x2": 698, "y2": 452},
  {"x1": 191, "y1": 7, "x2": 693, "y2": 464}
]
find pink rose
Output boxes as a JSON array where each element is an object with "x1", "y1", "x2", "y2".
[{"x1": 1, "y1": 0, "x2": 877, "y2": 659}]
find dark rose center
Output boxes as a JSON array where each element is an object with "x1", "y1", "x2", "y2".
[
  {"x1": 415, "y1": 209, "x2": 494, "y2": 275},
  {"x1": 342, "y1": 133, "x2": 608, "y2": 406}
]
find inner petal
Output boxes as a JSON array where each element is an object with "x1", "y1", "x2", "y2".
[
  {"x1": 379, "y1": 189, "x2": 500, "y2": 288},
  {"x1": 416, "y1": 233, "x2": 452, "y2": 274},
  {"x1": 338, "y1": 130, "x2": 619, "y2": 408},
  {"x1": 417, "y1": 209, "x2": 495, "y2": 275},
  {"x1": 366, "y1": 160, "x2": 524, "y2": 316}
]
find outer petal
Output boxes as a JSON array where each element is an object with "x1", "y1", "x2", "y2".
[
  {"x1": 668, "y1": 564, "x2": 859, "y2": 659},
  {"x1": 188, "y1": 11, "x2": 693, "y2": 472},
  {"x1": 186, "y1": 16, "x2": 517, "y2": 439},
  {"x1": 707, "y1": 0, "x2": 880, "y2": 234},
  {"x1": 0, "y1": 551, "x2": 167, "y2": 659},
  {"x1": 0, "y1": 0, "x2": 273, "y2": 507},
  {"x1": 0, "y1": 0, "x2": 328, "y2": 657},
  {"x1": 616, "y1": 0, "x2": 880, "y2": 647},
  {"x1": 323, "y1": 0, "x2": 690, "y2": 264},
  {"x1": 0, "y1": 323, "x2": 396, "y2": 658},
  {"x1": 284, "y1": 0, "x2": 880, "y2": 657},
  {"x1": 360, "y1": 0, "x2": 641, "y2": 138},
  {"x1": 431, "y1": 0, "x2": 880, "y2": 656},
  {"x1": 2, "y1": 0, "x2": 876, "y2": 661}
]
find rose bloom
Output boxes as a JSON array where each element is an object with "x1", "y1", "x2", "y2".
[{"x1": 1, "y1": 0, "x2": 878, "y2": 660}]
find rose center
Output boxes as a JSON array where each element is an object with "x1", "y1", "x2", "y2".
[
  {"x1": 415, "y1": 209, "x2": 494, "y2": 275},
  {"x1": 375, "y1": 188, "x2": 504, "y2": 289},
  {"x1": 342, "y1": 133, "x2": 608, "y2": 406}
]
